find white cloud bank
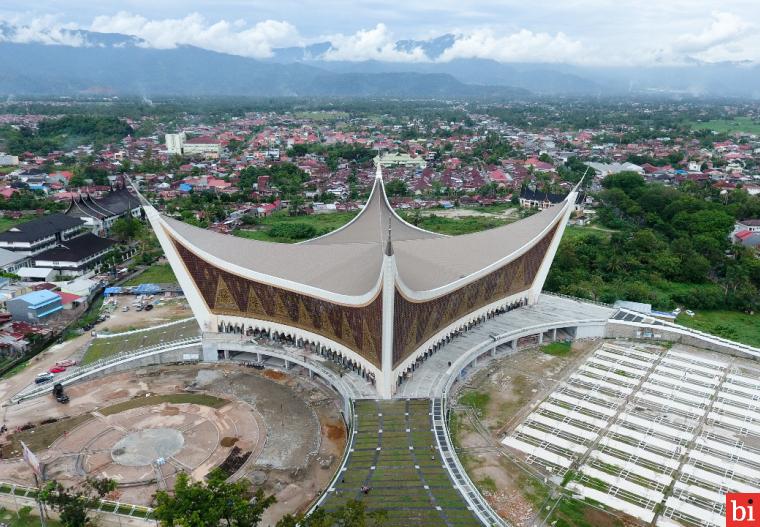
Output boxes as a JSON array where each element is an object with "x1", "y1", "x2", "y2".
[
  {"x1": 323, "y1": 23, "x2": 426, "y2": 62},
  {"x1": 438, "y1": 28, "x2": 585, "y2": 64},
  {"x1": 0, "y1": 9, "x2": 758, "y2": 66},
  {"x1": 90, "y1": 12, "x2": 298, "y2": 58}
]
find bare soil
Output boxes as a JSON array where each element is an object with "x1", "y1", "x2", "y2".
[{"x1": 452, "y1": 340, "x2": 600, "y2": 527}]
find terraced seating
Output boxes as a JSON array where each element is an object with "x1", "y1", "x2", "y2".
[{"x1": 324, "y1": 399, "x2": 482, "y2": 526}]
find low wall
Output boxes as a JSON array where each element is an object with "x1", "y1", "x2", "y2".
[{"x1": 606, "y1": 320, "x2": 760, "y2": 362}]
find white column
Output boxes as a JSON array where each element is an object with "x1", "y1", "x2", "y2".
[
  {"x1": 379, "y1": 254, "x2": 396, "y2": 399},
  {"x1": 144, "y1": 206, "x2": 212, "y2": 333},
  {"x1": 529, "y1": 194, "x2": 577, "y2": 304}
]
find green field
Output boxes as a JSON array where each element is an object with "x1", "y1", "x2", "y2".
[
  {"x1": 0, "y1": 216, "x2": 30, "y2": 233},
  {"x1": 676, "y1": 310, "x2": 760, "y2": 348},
  {"x1": 82, "y1": 319, "x2": 199, "y2": 364},
  {"x1": 323, "y1": 399, "x2": 480, "y2": 526},
  {"x1": 689, "y1": 117, "x2": 760, "y2": 135},
  {"x1": 98, "y1": 393, "x2": 228, "y2": 415},
  {"x1": 541, "y1": 341, "x2": 572, "y2": 357},
  {"x1": 1, "y1": 414, "x2": 92, "y2": 457},
  {"x1": 124, "y1": 263, "x2": 177, "y2": 285},
  {"x1": 234, "y1": 207, "x2": 519, "y2": 243},
  {"x1": 2, "y1": 512, "x2": 62, "y2": 527},
  {"x1": 234, "y1": 211, "x2": 357, "y2": 243},
  {"x1": 400, "y1": 212, "x2": 511, "y2": 236}
]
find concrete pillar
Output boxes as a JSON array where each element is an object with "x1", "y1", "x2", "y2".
[
  {"x1": 224, "y1": 349, "x2": 230, "y2": 360},
  {"x1": 538, "y1": 332, "x2": 544, "y2": 345},
  {"x1": 308, "y1": 369, "x2": 314, "y2": 379},
  {"x1": 255, "y1": 353, "x2": 261, "y2": 363},
  {"x1": 201, "y1": 339, "x2": 219, "y2": 362},
  {"x1": 284, "y1": 360, "x2": 291, "y2": 370},
  {"x1": 552, "y1": 328, "x2": 557, "y2": 341},
  {"x1": 511, "y1": 339, "x2": 517, "y2": 350}
]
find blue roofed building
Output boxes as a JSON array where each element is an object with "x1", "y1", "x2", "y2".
[{"x1": 6, "y1": 289, "x2": 63, "y2": 322}]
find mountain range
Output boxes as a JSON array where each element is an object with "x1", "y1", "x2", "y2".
[{"x1": 1, "y1": 25, "x2": 760, "y2": 99}]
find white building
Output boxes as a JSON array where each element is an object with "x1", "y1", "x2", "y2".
[
  {"x1": 165, "y1": 133, "x2": 221, "y2": 158},
  {"x1": 586, "y1": 162, "x2": 644, "y2": 177},
  {"x1": 374, "y1": 152, "x2": 427, "y2": 170},
  {"x1": 165, "y1": 133, "x2": 186, "y2": 156},
  {"x1": 0, "y1": 154, "x2": 19, "y2": 166}
]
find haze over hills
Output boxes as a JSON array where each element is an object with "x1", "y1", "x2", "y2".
[{"x1": 1, "y1": 23, "x2": 759, "y2": 98}]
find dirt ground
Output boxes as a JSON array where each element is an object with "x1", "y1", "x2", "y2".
[
  {"x1": 419, "y1": 207, "x2": 518, "y2": 219},
  {"x1": 0, "y1": 362, "x2": 346, "y2": 523},
  {"x1": 451, "y1": 340, "x2": 600, "y2": 527},
  {"x1": 0, "y1": 299, "x2": 193, "y2": 404},
  {"x1": 98, "y1": 296, "x2": 192, "y2": 333}
]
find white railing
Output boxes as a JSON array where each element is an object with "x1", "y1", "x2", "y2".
[
  {"x1": 543, "y1": 290, "x2": 615, "y2": 309},
  {"x1": 432, "y1": 398, "x2": 509, "y2": 527},
  {"x1": 0, "y1": 480, "x2": 154, "y2": 522},
  {"x1": 94, "y1": 317, "x2": 196, "y2": 339},
  {"x1": 9, "y1": 337, "x2": 202, "y2": 403},
  {"x1": 610, "y1": 312, "x2": 760, "y2": 358}
]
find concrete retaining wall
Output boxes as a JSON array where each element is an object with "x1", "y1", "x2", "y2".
[{"x1": 606, "y1": 321, "x2": 760, "y2": 362}]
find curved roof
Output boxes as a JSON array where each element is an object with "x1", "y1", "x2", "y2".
[
  {"x1": 163, "y1": 216, "x2": 384, "y2": 296},
  {"x1": 158, "y1": 170, "x2": 570, "y2": 298},
  {"x1": 302, "y1": 172, "x2": 443, "y2": 245}
]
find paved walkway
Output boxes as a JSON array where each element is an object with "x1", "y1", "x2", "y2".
[{"x1": 395, "y1": 294, "x2": 614, "y2": 399}]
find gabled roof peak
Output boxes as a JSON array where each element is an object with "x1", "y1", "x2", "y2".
[{"x1": 302, "y1": 167, "x2": 442, "y2": 246}]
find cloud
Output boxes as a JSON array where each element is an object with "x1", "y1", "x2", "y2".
[
  {"x1": 0, "y1": 14, "x2": 88, "y2": 47},
  {"x1": 89, "y1": 11, "x2": 299, "y2": 58},
  {"x1": 322, "y1": 24, "x2": 427, "y2": 62},
  {"x1": 438, "y1": 28, "x2": 586, "y2": 64},
  {"x1": 673, "y1": 12, "x2": 750, "y2": 54}
]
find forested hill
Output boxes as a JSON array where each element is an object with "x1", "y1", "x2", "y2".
[{"x1": 547, "y1": 172, "x2": 760, "y2": 313}]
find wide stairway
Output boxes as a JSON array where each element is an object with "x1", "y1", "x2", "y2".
[{"x1": 322, "y1": 399, "x2": 482, "y2": 526}]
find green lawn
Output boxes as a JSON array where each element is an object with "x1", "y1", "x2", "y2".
[
  {"x1": 1, "y1": 414, "x2": 92, "y2": 458},
  {"x1": 98, "y1": 393, "x2": 228, "y2": 415},
  {"x1": 688, "y1": 117, "x2": 760, "y2": 135},
  {"x1": 0, "y1": 216, "x2": 30, "y2": 232},
  {"x1": 676, "y1": 310, "x2": 760, "y2": 348},
  {"x1": 402, "y1": 213, "x2": 511, "y2": 236},
  {"x1": 82, "y1": 319, "x2": 199, "y2": 364},
  {"x1": 234, "y1": 207, "x2": 516, "y2": 242},
  {"x1": 234, "y1": 211, "x2": 358, "y2": 243},
  {"x1": 458, "y1": 391, "x2": 491, "y2": 414},
  {"x1": 1, "y1": 360, "x2": 28, "y2": 380},
  {"x1": 4, "y1": 513, "x2": 63, "y2": 527},
  {"x1": 541, "y1": 341, "x2": 572, "y2": 357},
  {"x1": 124, "y1": 263, "x2": 177, "y2": 285}
]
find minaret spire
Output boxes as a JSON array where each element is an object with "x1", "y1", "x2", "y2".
[{"x1": 375, "y1": 161, "x2": 383, "y2": 180}]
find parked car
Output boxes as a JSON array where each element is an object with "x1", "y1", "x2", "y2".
[
  {"x1": 48, "y1": 366, "x2": 66, "y2": 374},
  {"x1": 56, "y1": 359, "x2": 76, "y2": 367},
  {"x1": 144, "y1": 304, "x2": 154, "y2": 311},
  {"x1": 34, "y1": 372, "x2": 54, "y2": 384}
]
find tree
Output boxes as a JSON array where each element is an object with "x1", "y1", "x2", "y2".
[
  {"x1": 110, "y1": 216, "x2": 144, "y2": 242},
  {"x1": 153, "y1": 468, "x2": 276, "y2": 527},
  {"x1": 384, "y1": 179, "x2": 408, "y2": 197},
  {"x1": 40, "y1": 477, "x2": 117, "y2": 527}
]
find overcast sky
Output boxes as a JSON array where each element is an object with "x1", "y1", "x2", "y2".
[{"x1": 0, "y1": 1, "x2": 758, "y2": 65}]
